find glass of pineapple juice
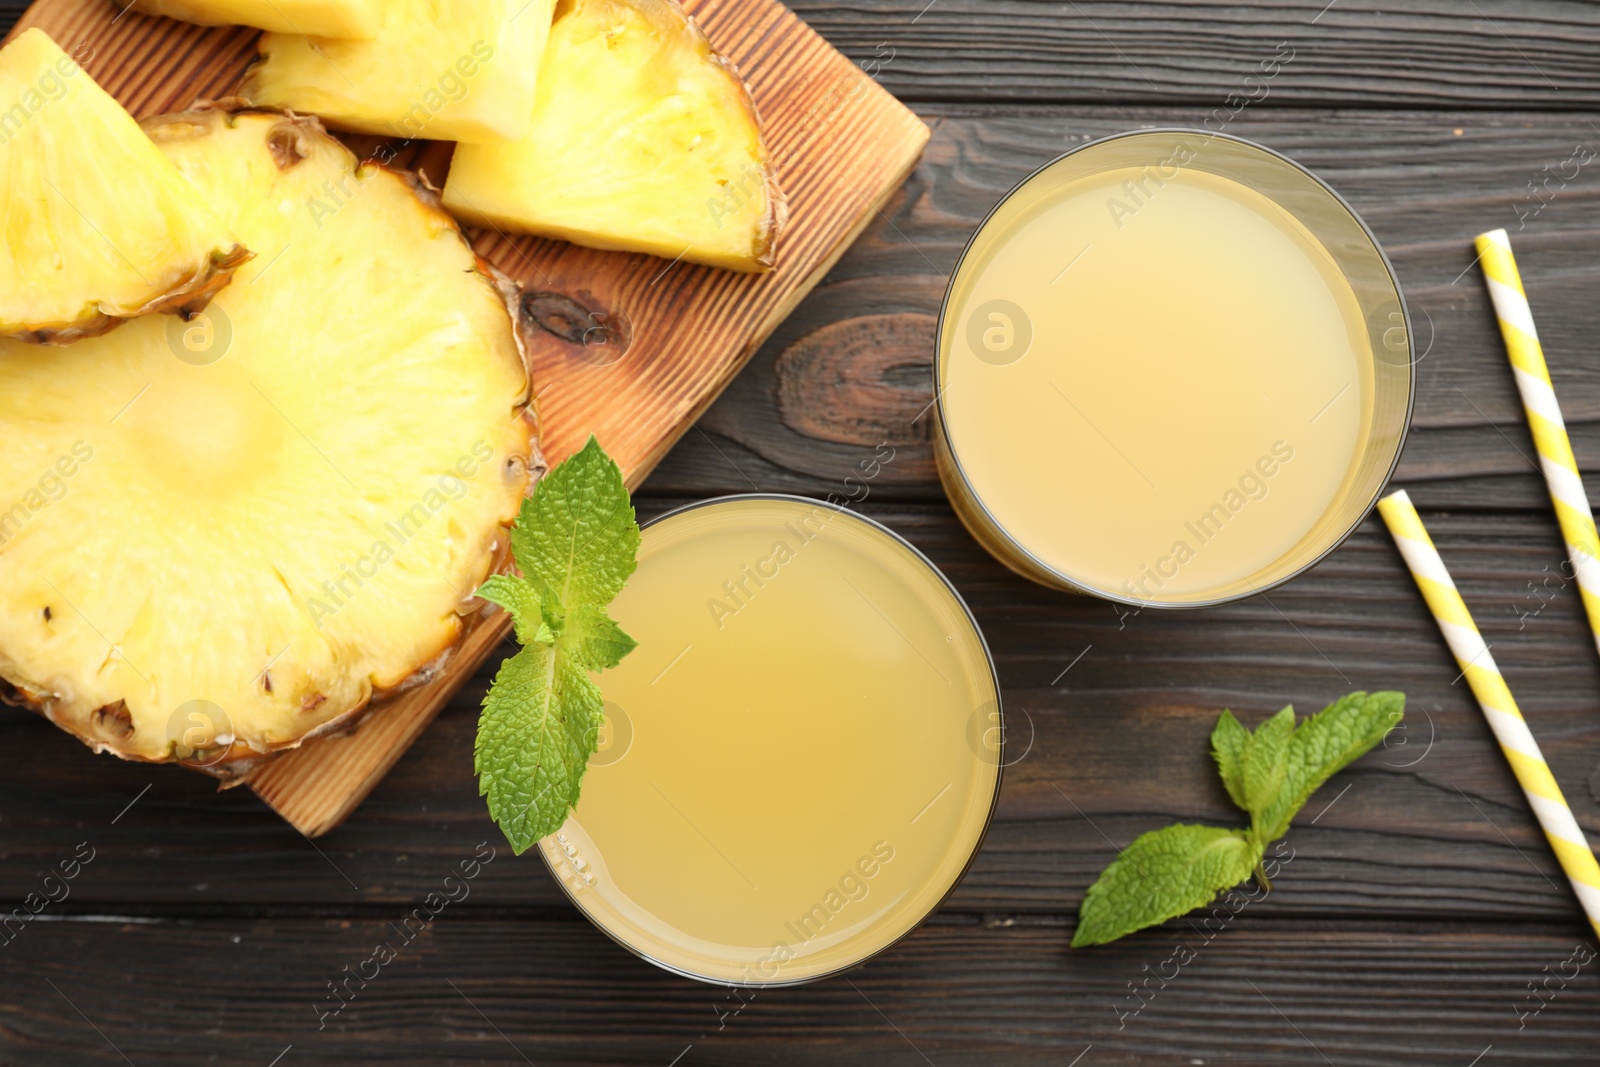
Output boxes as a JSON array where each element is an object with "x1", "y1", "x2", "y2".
[
  {"x1": 934, "y1": 130, "x2": 1414, "y2": 606},
  {"x1": 540, "y1": 495, "x2": 1003, "y2": 985}
]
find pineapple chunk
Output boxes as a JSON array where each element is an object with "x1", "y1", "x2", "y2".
[
  {"x1": 0, "y1": 107, "x2": 536, "y2": 768},
  {"x1": 0, "y1": 29, "x2": 248, "y2": 343},
  {"x1": 120, "y1": 0, "x2": 381, "y2": 39},
  {"x1": 442, "y1": 0, "x2": 785, "y2": 272},
  {"x1": 241, "y1": 0, "x2": 555, "y2": 144}
]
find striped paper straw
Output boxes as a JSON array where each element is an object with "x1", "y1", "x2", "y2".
[
  {"x1": 1475, "y1": 227, "x2": 1600, "y2": 656},
  {"x1": 1379, "y1": 489, "x2": 1600, "y2": 939}
]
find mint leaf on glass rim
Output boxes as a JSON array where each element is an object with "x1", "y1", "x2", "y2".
[
  {"x1": 474, "y1": 436, "x2": 640, "y2": 854},
  {"x1": 476, "y1": 646, "x2": 602, "y2": 854},
  {"x1": 508, "y1": 434, "x2": 640, "y2": 613},
  {"x1": 562, "y1": 602, "x2": 638, "y2": 671},
  {"x1": 477, "y1": 574, "x2": 545, "y2": 644}
]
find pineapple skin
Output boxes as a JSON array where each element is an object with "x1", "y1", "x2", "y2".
[
  {"x1": 125, "y1": 0, "x2": 382, "y2": 39},
  {"x1": 442, "y1": 0, "x2": 786, "y2": 272},
  {"x1": 241, "y1": 0, "x2": 557, "y2": 145},
  {"x1": 0, "y1": 30, "x2": 250, "y2": 344},
  {"x1": 0, "y1": 107, "x2": 540, "y2": 773}
]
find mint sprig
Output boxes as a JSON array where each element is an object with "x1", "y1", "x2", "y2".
[
  {"x1": 475, "y1": 436, "x2": 639, "y2": 854},
  {"x1": 1072, "y1": 691, "x2": 1403, "y2": 947}
]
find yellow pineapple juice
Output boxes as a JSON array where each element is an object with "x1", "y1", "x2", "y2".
[
  {"x1": 936, "y1": 131, "x2": 1412, "y2": 605},
  {"x1": 541, "y1": 496, "x2": 1001, "y2": 985}
]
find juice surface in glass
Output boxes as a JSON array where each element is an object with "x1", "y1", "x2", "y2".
[
  {"x1": 937, "y1": 133, "x2": 1403, "y2": 605},
  {"x1": 543, "y1": 496, "x2": 1001, "y2": 985}
]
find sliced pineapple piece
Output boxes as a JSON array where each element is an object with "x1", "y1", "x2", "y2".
[
  {"x1": 0, "y1": 29, "x2": 248, "y2": 344},
  {"x1": 0, "y1": 106, "x2": 537, "y2": 769},
  {"x1": 240, "y1": 0, "x2": 555, "y2": 144},
  {"x1": 442, "y1": 0, "x2": 785, "y2": 272},
  {"x1": 120, "y1": 0, "x2": 381, "y2": 39}
]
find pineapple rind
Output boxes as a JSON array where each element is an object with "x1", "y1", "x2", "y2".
[
  {"x1": 442, "y1": 0, "x2": 785, "y2": 272},
  {"x1": 0, "y1": 108, "x2": 536, "y2": 766},
  {"x1": 0, "y1": 29, "x2": 250, "y2": 343},
  {"x1": 126, "y1": 0, "x2": 383, "y2": 39},
  {"x1": 241, "y1": 0, "x2": 556, "y2": 145}
]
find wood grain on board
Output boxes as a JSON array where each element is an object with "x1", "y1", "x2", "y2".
[{"x1": 3, "y1": 0, "x2": 931, "y2": 835}]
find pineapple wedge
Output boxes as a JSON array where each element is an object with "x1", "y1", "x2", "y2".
[
  {"x1": 120, "y1": 0, "x2": 381, "y2": 39},
  {"x1": 0, "y1": 106, "x2": 538, "y2": 771},
  {"x1": 0, "y1": 29, "x2": 248, "y2": 344},
  {"x1": 241, "y1": 0, "x2": 555, "y2": 144},
  {"x1": 442, "y1": 0, "x2": 785, "y2": 272}
]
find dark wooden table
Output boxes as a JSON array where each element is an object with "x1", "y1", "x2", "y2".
[{"x1": 5, "y1": 1, "x2": 1600, "y2": 1063}]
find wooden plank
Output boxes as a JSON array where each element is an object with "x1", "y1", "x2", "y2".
[
  {"x1": 753, "y1": 0, "x2": 1600, "y2": 110},
  {"x1": 1, "y1": 917, "x2": 1596, "y2": 1064},
  {"x1": 2, "y1": 0, "x2": 930, "y2": 835}
]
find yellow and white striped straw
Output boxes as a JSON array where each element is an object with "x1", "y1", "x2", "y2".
[
  {"x1": 1475, "y1": 227, "x2": 1600, "y2": 655},
  {"x1": 1379, "y1": 489, "x2": 1600, "y2": 939}
]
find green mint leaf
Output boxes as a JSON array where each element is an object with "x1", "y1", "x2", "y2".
[
  {"x1": 1255, "y1": 691, "x2": 1405, "y2": 841},
  {"x1": 508, "y1": 435, "x2": 638, "y2": 613},
  {"x1": 1072, "y1": 824, "x2": 1260, "y2": 947},
  {"x1": 1210, "y1": 709, "x2": 1250, "y2": 813},
  {"x1": 475, "y1": 438, "x2": 642, "y2": 854},
  {"x1": 478, "y1": 574, "x2": 543, "y2": 644},
  {"x1": 475, "y1": 644, "x2": 604, "y2": 854},
  {"x1": 1074, "y1": 690, "x2": 1405, "y2": 948},
  {"x1": 1240, "y1": 706, "x2": 1295, "y2": 836},
  {"x1": 564, "y1": 603, "x2": 637, "y2": 672}
]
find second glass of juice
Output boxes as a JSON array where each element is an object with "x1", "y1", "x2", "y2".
[{"x1": 934, "y1": 130, "x2": 1414, "y2": 607}]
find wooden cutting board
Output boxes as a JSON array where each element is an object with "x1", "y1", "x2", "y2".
[{"x1": 6, "y1": 0, "x2": 928, "y2": 836}]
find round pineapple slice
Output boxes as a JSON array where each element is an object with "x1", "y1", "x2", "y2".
[{"x1": 0, "y1": 106, "x2": 538, "y2": 770}]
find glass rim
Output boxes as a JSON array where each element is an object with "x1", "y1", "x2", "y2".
[
  {"x1": 932, "y1": 126, "x2": 1418, "y2": 610},
  {"x1": 539, "y1": 492, "x2": 1008, "y2": 987}
]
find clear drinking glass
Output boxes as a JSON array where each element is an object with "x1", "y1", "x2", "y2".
[
  {"x1": 933, "y1": 129, "x2": 1414, "y2": 607},
  {"x1": 540, "y1": 495, "x2": 1004, "y2": 985}
]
